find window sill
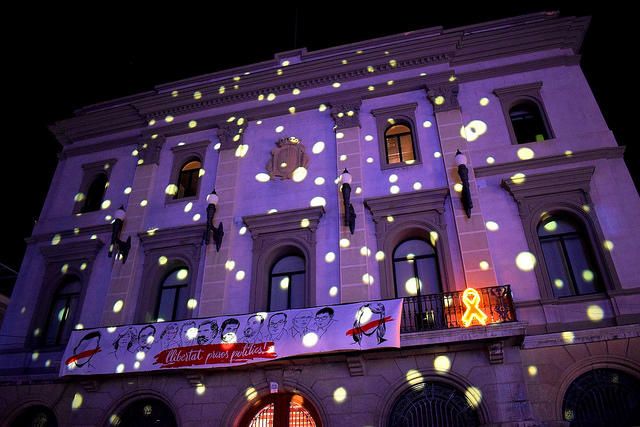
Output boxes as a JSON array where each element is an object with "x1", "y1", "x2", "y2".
[
  {"x1": 165, "y1": 195, "x2": 200, "y2": 206},
  {"x1": 380, "y1": 160, "x2": 423, "y2": 171},
  {"x1": 541, "y1": 291, "x2": 609, "y2": 305}
]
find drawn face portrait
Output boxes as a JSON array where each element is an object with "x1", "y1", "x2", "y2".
[
  {"x1": 293, "y1": 312, "x2": 313, "y2": 330},
  {"x1": 315, "y1": 310, "x2": 334, "y2": 330},
  {"x1": 72, "y1": 331, "x2": 101, "y2": 367},
  {"x1": 209, "y1": 321, "x2": 219, "y2": 341},
  {"x1": 138, "y1": 326, "x2": 156, "y2": 349},
  {"x1": 268, "y1": 314, "x2": 287, "y2": 337},
  {"x1": 244, "y1": 315, "x2": 264, "y2": 339},
  {"x1": 197, "y1": 322, "x2": 211, "y2": 345},
  {"x1": 221, "y1": 319, "x2": 240, "y2": 343},
  {"x1": 163, "y1": 324, "x2": 178, "y2": 341}
]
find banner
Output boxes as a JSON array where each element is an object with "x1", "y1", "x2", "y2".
[{"x1": 59, "y1": 299, "x2": 403, "y2": 376}]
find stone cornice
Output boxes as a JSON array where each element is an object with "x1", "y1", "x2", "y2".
[
  {"x1": 364, "y1": 187, "x2": 449, "y2": 221},
  {"x1": 501, "y1": 166, "x2": 595, "y2": 202},
  {"x1": 170, "y1": 139, "x2": 211, "y2": 153},
  {"x1": 330, "y1": 100, "x2": 362, "y2": 130},
  {"x1": 522, "y1": 323, "x2": 640, "y2": 349},
  {"x1": 50, "y1": 13, "x2": 589, "y2": 146},
  {"x1": 39, "y1": 239, "x2": 105, "y2": 262},
  {"x1": 243, "y1": 206, "x2": 325, "y2": 238},
  {"x1": 138, "y1": 223, "x2": 206, "y2": 251},
  {"x1": 27, "y1": 223, "x2": 112, "y2": 245},
  {"x1": 370, "y1": 102, "x2": 418, "y2": 118},
  {"x1": 474, "y1": 146, "x2": 624, "y2": 178}
]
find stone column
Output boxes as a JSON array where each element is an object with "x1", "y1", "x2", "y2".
[
  {"x1": 198, "y1": 122, "x2": 246, "y2": 316},
  {"x1": 100, "y1": 135, "x2": 163, "y2": 326},
  {"x1": 426, "y1": 82, "x2": 498, "y2": 289},
  {"x1": 331, "y1": 101, "x2": 376, "y2": 303}
]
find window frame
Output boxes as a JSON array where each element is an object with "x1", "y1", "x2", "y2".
[
  {"x1": 371, "y1": 103, "x2": 422, "y2": 170},
  {"x1": 243, "y1": 207, "x2": 324, "y2": 312},
  {"x1": 73, "y1": 159, "x2": 117, "y2": 214},
  {"x1": 268, "y1": 254, "x2": 306, "y2": 311},
  {"x1": 502, "y1": 166, "x2": 621, "y2": 302},
  {"x1": 493, "y1": 82, "x2": 554, "y2": 145},
  {"x1": 392, "y1": 238, "x2": 442, "y2": 299},
  {"x1": 42, "y1": 276, "x2": 82, "y2": 346},
  {"x1": 154, "y1": 267, "x2": 191, "y2": 322},
  {"x1": 165, "y1": 140, "x2": 210, "y2": 204}
]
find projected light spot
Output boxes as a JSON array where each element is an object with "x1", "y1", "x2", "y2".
[
  {"x1": 422, "y1": 120, "x2": 432, "y2": 128},
  {"x1": 406, "y1": 369, "x2": 424, "y2": 390},
  {"x1": 517, "y1": 147, "x2": 535, "y2": 160},
  {"x1": 562, "y1": 331, "x2": 575, "y2": 344},
  {"x1": 164, "y1": 115, "x2": 174, "y2": 123},
  {"x1": 312, "y1": 141, "x2": 325, "y2": 154},
  {"x1": 516, "y1": 252, "x2": 536, "y2": 271},
  {"x1": 90, "y1": 234, "x2": 98, "y2": 240},
  {"x1": 235, "y1": 144, "x2": 249, "y2": 158},
  {"x1": 603, "y1": 240, "x2": 614, "y2": 251},
  {"x1": 336, "y1": 132, "x2": 345, "y2": 139},
  {"x1": 186, "y1": 327, "x2": 198, "y2": 340},
  {"x1": 183, "y1": 202, "x2": 193, "y2": 213},
  {"x1": 292, "y1": 167, "x2": 308, "y2": 182},
  {"x1": 101, "y1": 200, "x2": 111, "y2": 210},
  {"x1": 366, "y1": 157, "x2": 374, "y2": 164},
  {"x1": 267, "y1": 209, "x2": 278, "y2": 214},
  {"x1": 225, "y1": 260, "x2": 236, "y2": 271},
  {"x1": 148, "y1": 119, "x2": 156, "y2": 126},
  {"x1": 267, "y1": 93, "x2": 276, "y2": 101},
  {"x1": 177, "y1": 269, "x2": 188, "y2": 280},
  {"x1": 275, "y1": 125, "x2": 285, "y2": 134},
  {"x1": 310, "y1": 197, "x2": 326, "y2": 207},
  {"x1": 389, "y1": 59, "x2": 397, "y2": 67},
  {"x1": 434, "y1": 355, "x2": 451, "y2": 373},
  {"x1": 429, "y1": 231, "x2": 439, "y2": 247},
  {"x1": 245, "y1": 387, "x2": 258, "y2": 401},
  {"x1": 461, "y1": 120, "x2": 488, "y2": 142},
  {"x1": 480, "y1": 97, "x2": 490, "y2": 106},
  {"x1": 300, "y1": 218, "x2": 310, "y2": 228},
  {"x1": 196, "y1": 384, "x2": 206, "y2": 395},
  {"x1": 367, "y1": 65, "x2": 375, "y2": 73},
  {"x1": 235, "y1": 271, "x2": 245, "y2": 281},
  {"x1": 332, "y1": 82, "x2": 341, "y2": 88},
  {"x1": 412, "y1": 182, "x2": 422, "y2": 190},
  {"x1": 360, "y1": 247, "x2": 371, "y2": 257},
  {"x1": 157, "y1": 256, "x2": 168, "y2": 267},
  {"x1": 544, "y1": 221, "x2": 558, "y2": 232},
  {"x1": 32, "y1": 351, "x2": 39, "y2": 361},
  {"x1": 386, "y1": 216, "x2": 394, "y2": 223},
  {"x1": 45, "y1": 360, "x2": 51, "y2": 367},
  {"x1": 582, "y1": 205, "x2": 591, "y2": 213},
  {"x1": 388, "y1": 174, "x2": 398, "y2": 183},
  {"x1": 192, "y1": 214, "x2": 201, "y2": 221},
  {"x1": 375, "y1": 251, "x2": 385, "y2": 261},
  {"x1": 362, "y1": 274, "x2": 374, "y2": 285},
  {"x1": 288, "y1": 107, "x2": 296, "y2": 115},
  {"x1": 187, "y1": 299, "x2": 198, "y2": 310},
  {"x1": 61, "y1": 264, "x2": 69, "y2": 274},
  {"x1": 292, "y1": 88, "x2": 301, "y2": 95},
  {"x1": 486, "y1": 156, "x2": 495, "y2": 164},
  {"x1": 314, "y1": 177, "x2": 325, "y2": 186},
  {"x1": 329, "y1": 286, "x2": 338, "y2": 297},
  {"x1": 510, "y1": 173, "x2": 526, "y2": 185},
  {"x1": 453, "y1": 183, "x2": 463, "y2": 193},
  {"x1": 136, "y1": 351, "x2": 145, "y2": 362},
  {"x1": 339, "y1": 239, "x2": 350, "y2": 248},
  {"x1": 256, "y1": 173, "x2": 271, "y2": 182},
  {"x1": 432, "y1": 151, "x2": 442, "y2": 159},
  {"x1": 390, "y1": 185, "x2": 400, "y2": 194},
  {"x1": 74, "y1": 193, "x2": 85, "y2": 202},
  {"x1": 325, "y1": 252, "x2": 336, "y2": 263},
  {"x1": 486, "y1": 221, "x2": 499, "y2": 231},
  {"x1": 464, "y1": 386, "x2": 482, "y2": 408},
  {"x1": 113, "y1": 300, "x2": 124, "y2": 313},
  {"x1": 434, "y1": 96, "x2": 445, "y2": 105},
  {"x1": 238, "y1": 226, "x2": 247, "y2": 236},
  {"x1": 368, "y1": 85, "x2": 375, "y2": 91},
  {"x1": 479, "y1": 261, "x2": 489, "y2": 271},
  {"x1": 587, "y1": 305, "x2": 604, "y2": 321},
  {"x1": 319, "y1": 104, "x2": 328, "y2": 112},
  {"x1": 333, "y1": 387, "x2": 347, "y2": 403},
  {"x1": 72, "y1": 393, "x2": 83, "y2": 410},
  {"x1": 565, "y1": 150, "x2": 573, "y2": 156},
  {"x1": 165, "y1": 184, "x2": 178, "y2": 196},
  {"x1": 528, "y1": 365, "x2": 538, "y2": 376},
  {"x1": 137, "y1": 159, "x2": 144, "y2": 165},
  {"x1": 51, "y1": 234, "x2": 61, "y2": 245},
  {"x1": 554, "y1": 279, "x2": 564, "y2": 289},
  {"x1": 116, "y1": 364, "x2": 125, "y2": 373},
  {"x1": 303, "y1": 332, "x2": 319, "y2": 347},
  {"x1": 219, "y1": 85, "x2": 226, "y2": 94},
  {"x1": 364, "y1": 135, "x2": 374, "y2": 142},
  {"x1": 405, "y1": 277, "x2": 422, "y2": 295},
  {"x1": 387, "y1": 80, "x2": 394, "y2": 86},
  {"x1": 279, "y1": 277, "x2": 289, "y2": 290},
  {"x1": 124, "y1": 187, "x2": 132, "y2": 195},
  {"x1": 188, "y1": 120, "x2": 197, "y2": 128},
  {"x1": 193, "y1": 91, "x2": 202, "y2": 100}
]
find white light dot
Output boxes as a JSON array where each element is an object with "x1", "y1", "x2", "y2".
[
  {"x1": 292, "y1": 167, "x2": 308, "y2": 182},
  {"x1": 375, "y1": 251, "x2": 385, "y2": 261},
  {"x1": 314, "y1": 177, "x2": 325, "y2": 186},
  {"x1": 332, "y1": 82, "x2": 341, "y2": 88},
  {"x1": 486, "y1": 221, "x2": 499, "y2": 231},
  {"x1": 339, "y1": 238, "x2": 350, "y2": 248},
  {"x1": 362, "y1": 273, "x2": 374, "y2": 285},
  {"x1": 177, "y1": 269, "x2": 188, "y2": 280},
  {"x1": 303, "y1": 332, "x2": 319, "y2": 347},
  {"x1": 364, "y1": 135, "x2": 374, "y2": 142},
  {"x1": 325, "y1": 252, "x2": 336, "y2": 263},
  {"x1": 196, "y1": 384, "x2": 206, "y2": 395},
  {"x1": 187, "y1": 299, "x2": 198, "y2": 310},
  {"x1": 390, "y1": 185, "x2": 400, "y2": 194},
  {"x1": 112, "y1": 300, "x2": 124, "y2": 313},
  {"x1": 116, "y1": 363, "x2": 125, "y2": 373},
  {"x1": 413, "y1": 182, "x2": 422, "y2": 190},
  {"x1": 479, "y1": 261, "x2": 490, "y2": 270},
  {"x1": 255, "y1": 173, "x2": 270, "y2": 183},
  {"x1": 239, "y1": 226, "x2": 247, "y2": 235},
  {"x1": 329, "y1": 286, "x2": 338, "y2": 297},
  {"x1": 312, "y1": 141, "x2": 325, "y2": 154},
  {"x1": 333, "y1": 387, "x2": 347, "y2": 403},
  {"x1": 235, "y1": 270, "x2": 245, "y2": 281},
  {"x1": 188, "y1": 120, "x2": 197, "y2": 128},
  {"x1": 366, "y1": 157, "x2": 374, "y2": 164},
  {"x1": 225, "y1": 260, "x2": 236, "y2": 271},
  {"x1": 310, "y1": 197, "x2": 326, "y2": 207},
  {"x1": 388, "y1": 174, "x2": 398, "y2": 183},
  {"x1": 486, "y1": 156, "x2": 495, "y2": 164},
  {"x1": 516, "y1": 252, "x2": 536, "y2": 271},
  {"x1": 192, "y1": 213, "x2": 201, "y2": 221},
  {"x1": 433, "y1": 151, "x2": 442, "y2": 158},
  {"x1": 336, "y1": 132, "x2": 345, "y2": 139},
  {"x1": 184, "y1": 202, "x2": 193, "y2": 213},
  {"x1": 434, "y1": 355, "x2": 451, "y2": 373},
  {"x1": 517, "y1": 147, "x2": 535, "y2": 160},
  {"x1": 479, "y1": 97, "x2": 490, "y2": 106},
  {"x1": 72, "y1": 393, "x2": 83, "y2": 410}
]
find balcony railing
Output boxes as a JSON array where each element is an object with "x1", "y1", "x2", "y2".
[{"x1": 400, "y1": 285, "x2": 516, "y2": 333}]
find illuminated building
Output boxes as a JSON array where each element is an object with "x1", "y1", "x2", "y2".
[{"x1": 1, "y1": 11, "x2": 639, "y2": 426}]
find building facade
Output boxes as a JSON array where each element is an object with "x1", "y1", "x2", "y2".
[{"x1": 1, "y1": 12, "x2": 639, "y2": 427}]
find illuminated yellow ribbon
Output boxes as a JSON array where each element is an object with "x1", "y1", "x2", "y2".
[{"x1": 461, "y1": 288, "x2": 488, "y2": 327}]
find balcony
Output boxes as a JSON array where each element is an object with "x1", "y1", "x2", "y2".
[{"x1": 400, "y1": 285, "x2": 516, "y2": 333}]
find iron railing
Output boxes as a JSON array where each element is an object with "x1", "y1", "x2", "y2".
[{"x1": 400, "y1": 285, "x2": 516, "y2": 333}]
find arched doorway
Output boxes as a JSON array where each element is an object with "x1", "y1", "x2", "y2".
[
  {"x1": 387, "y1": 381, "x2": 479, "y2": 427},
  {"x1": 562, "y1": 368, "x2": 640, "y2": 426},
  {"x1": 110, "y1": 397, "x2": 177, "y2": 427},
  {"x1": 9, "y1": 405, "x2": 57, "y2": 427},
  {"x1": 239, "y1": 393, "x2": 321, "y2": 427}
]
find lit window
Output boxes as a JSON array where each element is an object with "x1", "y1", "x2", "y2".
[
  {"x1": 269, "y1": 255, "x2": 305, "y2": 311},
  {"x1": 509, "y1": 100, "x2": 550, "y2": 143},
  {"x1": 384, "y1": 123, "x2": 416, "y2": 164},
  {"x1": 393, "y1": 239, "x2": 441, "y2": 298},
  {"x1": 175, "y1": 159, "x2": 202, "y2": 199},
  {"x1": 155, "y1": 268, "x2": 189, "y2": 321}
]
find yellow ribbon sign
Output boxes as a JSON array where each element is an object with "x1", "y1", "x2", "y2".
[{"x1": 461, "y1": 288, "x2": 488, "y2": 327}]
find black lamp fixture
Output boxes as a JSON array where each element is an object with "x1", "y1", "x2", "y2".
[
  {"x1": 455, "y1": 149, "x2": 473, "y2": 218},
  {"x1": 339, "y1": 169, "x2": 356, "y2": 234},
  {"x1": 204, "y1": 189, "x2": 224, "y2": 252},
  {"x1": 109, "y1": 206, "x2": 131, "y2": 264}
]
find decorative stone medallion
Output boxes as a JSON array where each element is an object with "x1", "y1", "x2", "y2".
[{"x1": 266, "y1": 137, "x2": 310, "y2": 180}]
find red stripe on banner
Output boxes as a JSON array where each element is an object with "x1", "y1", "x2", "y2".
[
  {"x1": 345, "y1": 316, "x2": 393, "y2": 336},
  {"x1": 65, "y1": 347, "x2": 102, "y2": 366}
]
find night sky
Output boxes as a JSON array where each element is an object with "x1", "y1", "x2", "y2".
[{"x1": 1, "y1": 5, "x2": 636, "y2": 281}]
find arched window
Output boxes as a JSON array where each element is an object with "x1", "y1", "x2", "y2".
[
  {"x1": 175, "y1": 159, "x2": 201, "y2": 199},
  {"x1": 509, "y1": 100, "x2": 550, "y2": 144},
  {"x1": 538, "y1": 214, "x2": 603, "y2": 298},
  {"x1": 393, "y1": 239, "x2": 441, "y2": 298},
  {"x1": 82, "y1": 173, "x2": 108, "y2": 212},
  {"x1": 154, "y1": 268, "x2": 189, "y2": 322},
  {"x1": 9, "y1": 405, "x2": 58, "y2": 427},
  {"x1": 388, "y1": 381, "x2": 480, "y2": 427},
  {"x1": 44, "y1": 277, "x2": 81, "y2": 346},
  {"x1": 384, "y1": 122, "x2": 416, "y2": 164},
  {"x1": 562, "y1": 368, "x2": 640, "y2": 426},
  {"x1": 269, "y1": 255, "x2": 305, "y2": 311},
  {"x1": 114, "y1": 398, "x2": 177, "y2": 427},
  {"x1": 240, "y1": 393, "x2": 321, "y2": 427}
]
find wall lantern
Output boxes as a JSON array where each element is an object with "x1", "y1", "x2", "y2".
[
  {"x1": 339, "y1": 169, "x2": 356, "y2": 234},
  {"x1": 109, "y1": 206, "x2": 131, "y2": 264},
  {"x1": 204, "y1": 189, "x2": 224, "y2": 251},
  {"x1": 455, "y1": 149, "x2": 473, "y2": 218}
]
